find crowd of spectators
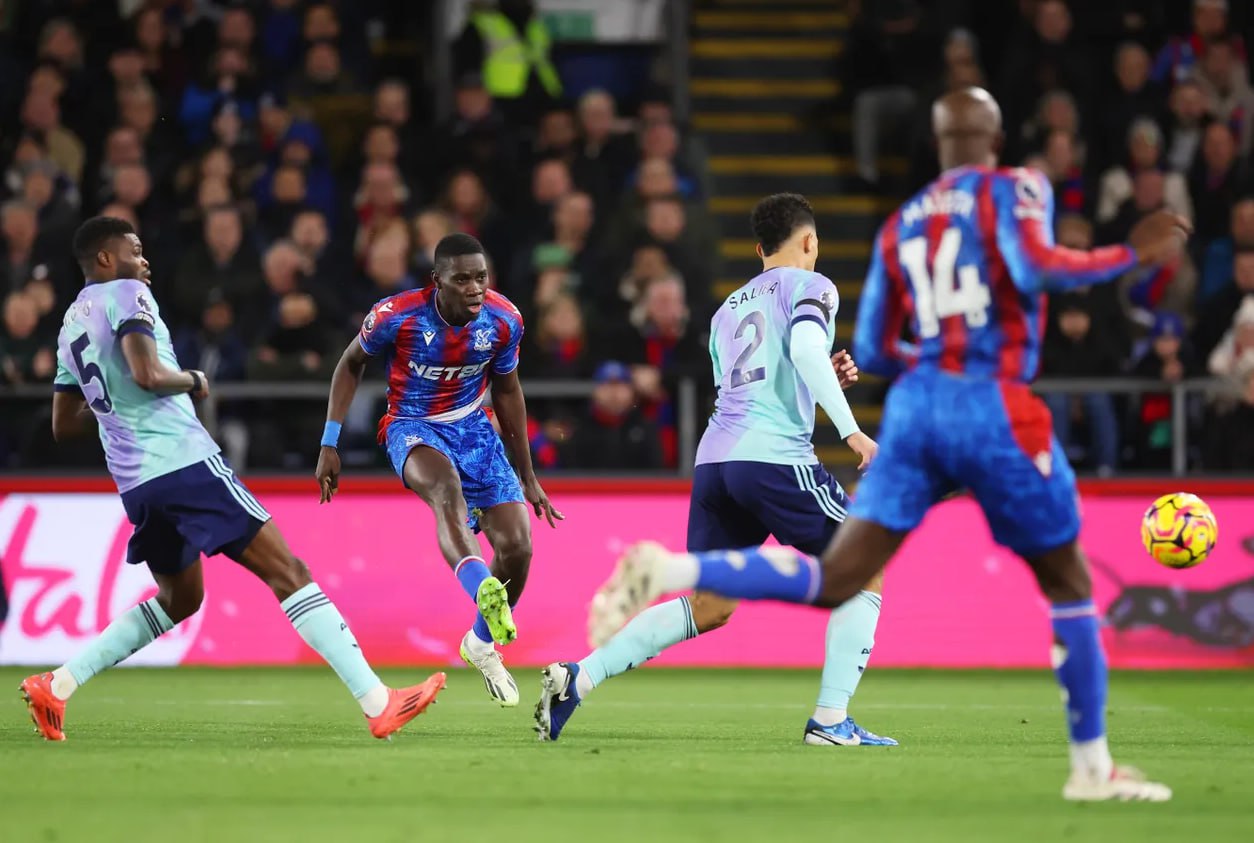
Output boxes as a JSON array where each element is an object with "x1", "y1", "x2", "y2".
[
  {"x1": 848, "y1": 0, "x2": 1254, "y2": 472},
  {"x1": 0, "y1": 0, "x2": 713, "y2": 472}
]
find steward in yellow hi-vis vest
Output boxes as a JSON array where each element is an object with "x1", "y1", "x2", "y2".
[{"x1": 470, "y1": 5, "x2": 563, "y2": 99}]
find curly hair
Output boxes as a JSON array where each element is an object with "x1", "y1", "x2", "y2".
[{"x1": 750, "y1": 192, "x2": 815, "y2": 256}]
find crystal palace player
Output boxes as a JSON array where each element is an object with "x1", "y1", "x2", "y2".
[
  {"x1": 590, "y1": 88, "x2": 1190, "y2": 801},
  {"x1": 20, "y1": 217, "x2": 445, "y2": 742},
  {"x1": 317, "y1": 234, "x2": 562, "y2": 708}
]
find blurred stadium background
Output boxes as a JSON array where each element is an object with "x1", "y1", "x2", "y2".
[{"x1": 0, "y1": 0, "x2": 1252, "y2": 674}]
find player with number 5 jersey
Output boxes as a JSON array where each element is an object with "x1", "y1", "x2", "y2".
[{"x1": 20, "y1": 216, "x2": 446, "y2": 744}]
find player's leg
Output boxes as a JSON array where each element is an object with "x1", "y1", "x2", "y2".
[
  {"x1": 461, "y1": 501, "x2": 533, "y2": 706},
  {"x1": 233, "y1": 518, "x2": 445, "y2": 737},
  {"x1": 968, "y1": 383, "x2": 1169, "y2": 801},
  {"x1": 400, "y1": 440, "x2": 515, "y2": 647},
  {"x1": 21, "y1": 485, "x2": 204, "y2": 740},
  {"x1": 536, "y1": 464, "x2": 766, "y2": 741},
  {"x1": 741, "y1": 462, "x2": 896, "y2": 746}
]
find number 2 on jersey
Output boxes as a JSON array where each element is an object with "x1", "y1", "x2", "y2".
[
  {"x1": 729, "y1": 311, "x2": 766, "y2": 388},
  {"x1": 899, "y1": 228, "x2": 990, "y2": 339},
  {"x1": 69, "y1": 333, "x2": 114, "y2": 414}
]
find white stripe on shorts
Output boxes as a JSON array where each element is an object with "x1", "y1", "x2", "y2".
[
  {"x1": 794, "y1": 464, "x2": 846, "y2": 522},
  {"x1": 206, "y1": 454, "x2": 270, "y2": 521}
]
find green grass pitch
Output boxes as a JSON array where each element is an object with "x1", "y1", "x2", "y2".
[{"x1": 2, "y1": 667, "x2": 1251, "y2": 842}]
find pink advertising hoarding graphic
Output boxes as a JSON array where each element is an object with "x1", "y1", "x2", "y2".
[{"x1": 1, "y1": 491, "x2": 1251, "y2": 669}]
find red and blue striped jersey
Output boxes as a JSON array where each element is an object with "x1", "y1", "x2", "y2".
[
  {"x1": 854, "y1": 165, "x2": 1138, "y2": 383},
  {"x1": 359, "y1": 286, "x2": 523, "y2": 426}
]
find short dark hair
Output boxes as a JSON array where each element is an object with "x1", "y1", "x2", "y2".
[
  {"x1": 72, "y1": 216, "x2": 135, "y2": 267},
  {"x1": 750, "y1": 193, "x2": 815, "y2": 256},
  {"x1": 433, "y1": 232, "x2": 485, "y2": 270}
]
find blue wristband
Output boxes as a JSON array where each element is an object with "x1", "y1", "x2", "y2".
[{"x1": 321, "y1": 420, "x2": 342, "y2": 448}]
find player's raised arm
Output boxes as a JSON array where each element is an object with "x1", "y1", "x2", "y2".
[
  {"x1": 853, "y1": 222, "x2": 919, "y2": 380},
  {"x1": 993, "y1": 170, "x2": 1190, "y2": 294}
]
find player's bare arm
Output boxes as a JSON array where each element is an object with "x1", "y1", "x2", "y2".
[
  {"x1": 50, "y1": 391, "x2": 97, "y2": 441},
  {"x1": 491, "y1": 367, "x2": 563, "y2": 527},
  {"x1": 120, "y1": 332, "x2": 207, "y2": 398},
  {"x1": 316, "y1": 338, "x2": 370, "y2": 503},
  {"x1": 1127, "y1": 210, "x2": 1193, "y2": 265}
]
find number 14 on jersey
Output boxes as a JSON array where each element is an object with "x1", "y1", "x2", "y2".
[{"x1": 899, "y1": 228, "x2": 990, "y2": 339}]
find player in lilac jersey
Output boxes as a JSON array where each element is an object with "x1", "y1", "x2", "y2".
[
  {"x1": 591, "y1": 89, "x2": 1190, "y2": 801},
  {"x1": 20, "y1": 217, "x2": 445, "y2": 742},
  {"x1": 536, "y1": 195, "x2": 891, "y2": 746}
]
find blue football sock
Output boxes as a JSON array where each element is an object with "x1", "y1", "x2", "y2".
[
  {"x1": 454, "y1": 556, "x2": 495, "y2": 645},
  {"x1": 282, "y1": 583, "x2": 382, "y2": 700},
  {"x1": 816, "y1": 590, "x2": 882, "y2": 719},
  {"x1": 1050, "y1": 600, "x2": 1108, "y2": 743},
  {"x1": 579, "y1": 597, "x2": 698, "y2": 692},
  {"x1": 691, "y1": 547, "x2": 821, "y2": 603},
  {"x1": 64, "y1": 598, "x2": 174, "y2": 686}
]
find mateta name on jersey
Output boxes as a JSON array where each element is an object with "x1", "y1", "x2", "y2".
[
  {"x1": 901, "y1": 188, "x2": 976, "y2": 227},
  {"x1": 727, "y1": 279, "x2": 780, "y2": 310}
]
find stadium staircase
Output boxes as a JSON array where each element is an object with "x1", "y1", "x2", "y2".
[{"x1": 689, "y1": 0, "x2": 903, "y2": 478}]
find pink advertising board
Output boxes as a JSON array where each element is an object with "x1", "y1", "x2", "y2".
[{"x1": 1, "y1": 483, "x2": 1252, "y2": 669}]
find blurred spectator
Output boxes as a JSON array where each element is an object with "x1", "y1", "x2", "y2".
[
  {"x1": 180, "y1": 46, "x2": 260, "y2": 148},
  {"x1": 0, "y1": 292, "x2": 56, "y2": 385},
  {"x1": 1164, "y1": 78, "x2": 1212, "y2": 172},
  {"x1": 411, "y1": 208, "x2": 454, "y2": 279},
  {"x1": 1191, "y1": 37, "x2": 1254, "y2": 156},
  {"x1": 258, "y1": 239, "x2": 335, "y2": 335},
  {"x1": 1188, "y1": 122, "x2": 1247, "y2": 245},
  {"x1": 531, "y1": 107, "x2": 579, "y2": 168},
  {"x1": 132, "y1": 5, "x2": 188, "y2": 105},
  {"x1": 355, "y1": 222, "x2": 418, "y2": 316},
  {"x1": 174, "y1": 291, "x2": 249, "y2": 385},
  {"x1": 510, "y1": 191, "x2": 598, "y2": 305},
  {"x1": 844, "y1": 0, "x2": 939, "y2": 188},
  {"x1": 260, "y1": 0, "x2": 305, "y2": 81},
  {"x1": 255, "y1": 118, "x2": 337, "y2": 226},
  {"x1": 291, "y1": 207, "x2": 347, "y2": 290},
  {"x1": 1198, "y1": 198, "x2": 1254, "y2": 304},
  {"x1": 615, "y1": 275, "x2": 706, "y2": 467},
  {"x1": 1130, "y1": 312, "x2": 1197, "y2": 470},
  {"x1": 1098, "y1": 43, "x2": 1166, "y2": 175},
  {"x1": 440, "y1": 168, "x2": 511, "y2": 275},
  {"x1": 522, "y1": 292, "x2": 595, "y2": 379},
  {"x1": 610, "y1": 245, "x2": 675, "y2": 323},
  {"x1": 1041, "y1": 293, "x2": 1122, "y2": 474},
  {"x1": 573, "y1": 89, "x2": 634, "y2": 209},
  {"x1": 1015, "y1": 89, "x2": 1082, "y2": 164},
  {"x1": 20, "y1": 160, "x2": 77, "y2": 247},
  {"x1": 628, "y1": 121, "x2": 700, "y2": 199},
  {"x1": 565, "y1": 360, "x2": 662, "y2": 470},
  {"x1": 426, "y1": 73, "x2": 519, "y2": 207},
  {"x1": 457, "y1": 0, "x2": 563, "y2": 126},
  {"x1": 96, "y1": 126, "x2": 146, "y2": 209},
  {"x1": 1152, "y1": 0, "x2": 1242, "y2": 85},
  {"x1": 1, "y1": 202, "x2": 48, "y2": 299},
  {"x1": 248, "y1": 291, "x2": 339, "y2": 381},
  {"x1": 1195, "y1": 249, "x2": 1254, "y2": 358},
  {"x1": 1097, "y1": 119, "x2": 1192, "y2": 224},
  {"x1": 999, "y1": 0, "x2": 1095, "y2": 162},
  {"x1": 1207, "y1": 295, "x2": 1254, "y2": 393},
  {"x1": 353, "y1": 161, "x2": 412, "y2": 264},
  {"x1": 287, "y1": 41, "x2": 370, "y2": 168},
  {"x1": 35, "y1": 18, "x2": 91, "y2": 136},
  {"x1": 373, "y1": 79, "x2": 423, "y2": 190},
  {"x1": 1041, "y1": 130, "x2": 1088, "y2": 217},
  {"x1": 20, "y1": 89, "x2": 85, "y2": 186},
  {"x1": 171, "y1": 205, "x2": 265, "y2": 333},
  {"x1": 1204, "y1": 298, "x2": 1254, "y2": 470}
]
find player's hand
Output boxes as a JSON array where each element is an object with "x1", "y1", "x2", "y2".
[
  {"x1": 1129, "y1": 210, "x2": 1192, "y2": 266},
  {"x1": 831, "y1": 349, "x2": 859, "y2": 390},
  {"x1": 524, "y1": 476, "x2": 564, "y2": 528},
  {"x1": 315, "y1": 446, "x2": 341, "y2": 504},
  {"x1": 845, "y1": 431, "x2": 878, "y2": 472},
  {"x1": 188, "y1": 370, "x2": 210, "y2": 400}
]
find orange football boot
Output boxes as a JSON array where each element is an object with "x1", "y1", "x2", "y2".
[
  {"x1": 366, "y1": 672, "x2": 447, "y2": 739},
  {"x1": 20, "y1": 672, "x2": 67, "y2": 742}
]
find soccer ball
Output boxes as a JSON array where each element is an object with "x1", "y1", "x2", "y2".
[{"x1": 1140, "y1": 493, "x2": 1218, "y2": 569}]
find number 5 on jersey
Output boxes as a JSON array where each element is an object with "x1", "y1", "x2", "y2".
[{"x1": 899, "y1": 229, "x2": 990, "y2": 339}]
